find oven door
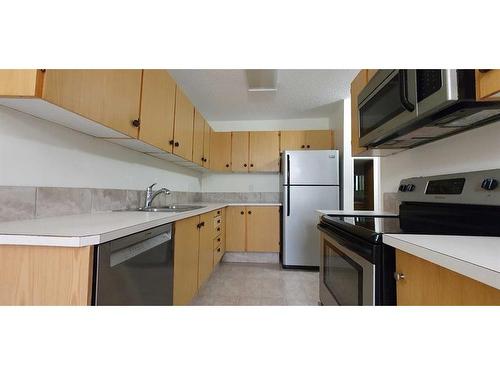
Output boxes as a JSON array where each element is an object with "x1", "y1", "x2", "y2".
[
  {"x1": 320, "y1": 233, "x2": 375, "y2": 306},
  {"x1": 358, "y1": 70, "x2": 417, "y2": 147}
]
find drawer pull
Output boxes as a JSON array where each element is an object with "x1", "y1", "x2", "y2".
[
  {"x1": 394, "y1": 272, "x2": 405, "y2": 281},
  {"x1": 240, "y1": 211, "x2": 244, "y2": 215},
  {"x1": 217, "y1": 227, "x2": 220, "y2": 232},
  {"x1": 217, "y1": 238, "x2": 221, "y2": 242},
  {"x1": 217, "y1": 248, "x2": 221, "y2": 253},
  {"x1": 248, "y1": 210, "x2": 252, "y2": 214}
]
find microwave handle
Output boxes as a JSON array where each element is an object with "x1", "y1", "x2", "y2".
[{"x1": 399, "y1": 70, "x2": 415, "y2": 112}]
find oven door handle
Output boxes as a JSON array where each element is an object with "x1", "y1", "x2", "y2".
[{"x1": 399, "y1": 70, "x2": 415, "y2": 112}]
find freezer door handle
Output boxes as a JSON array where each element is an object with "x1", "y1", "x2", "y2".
[{"x1": 286, "y1": 154, "x2": 291, "y2": 216}]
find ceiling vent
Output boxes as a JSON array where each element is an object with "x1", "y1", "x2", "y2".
[{"x1": 246, "y1": 69, "x2": 278, "y2": 92}]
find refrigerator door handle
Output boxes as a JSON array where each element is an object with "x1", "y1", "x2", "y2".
[{"x1": 287, "y1": 155, "x2": 291, "y2": 216}]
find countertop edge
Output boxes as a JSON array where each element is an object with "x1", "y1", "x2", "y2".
[
  {"x1": 0, "y1": 202, "x2": 282, "y2": 247},
  {"x1": 383, "y1": 234, "x2": 500, "y2": 290}
]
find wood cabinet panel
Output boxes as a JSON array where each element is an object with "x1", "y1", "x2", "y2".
[
  {"x1": 305, "y1": 130, "x2": 334, "y2": 150},
  {"x1": 351, "y1": 70, "x2": 369, "y2": 156},
  {"x1": 42, "y1": 69, "x2": 142, "y2": 138},
  {"x1": 476, "y1": 69, "x2": 500, "y2": 100},
  {"x1": 198, "y1": 212, "x2": 214, "y2": 288},
  {"x1": 280, "y1": 130, "x2": 307, "y2": 151},
  {"x1": 0, "y1": 245, "x2": 93, "y2": 306},
  {"x1": 139, "y1": 70, "x2": 176, "y2": 151},
  {"x1": 231, "y1": 131, "x2": 249, "y2": 172},
  {"x1": 249, "y1": 131, "x2": 280, "y2": 172},
  {"x1": 225, "y1": 206, "x2": 246, "y2": 251},
  {"x1": 0, "y1": 69, "x2": 42, "y2": 97},
  {"x1": 396, "y1": 249, "x2": 500, "y2": 306},
  {"x1": 246, "y1": 206, "x2": 280, "y2": 252},
  {"x1": 192, "y1": 109, "x2": 206, "y2": 166},
  {"x1": 173, "y1": 88, "x2": 195, "y2": 160},
  {"x1": 367, "y1": 70, "x2": 378, "y2": 81},
  {"x1": 203, "y1": 121, "x2": 211, "y2": 168},
  {"x1": 210, "y1": 132, "x2": 232, "y2": 171},
  {"x1": 173, "y1": 216, "x2": 200, "y2": 306}
]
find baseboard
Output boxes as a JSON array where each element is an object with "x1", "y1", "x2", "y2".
[{"x1": 222, "y1": 252, "x2": 279, "y2": 264}]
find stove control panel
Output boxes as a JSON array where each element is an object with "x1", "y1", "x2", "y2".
[{"x1": 397, "y1": 169, "x2": 500, "y2": 206}]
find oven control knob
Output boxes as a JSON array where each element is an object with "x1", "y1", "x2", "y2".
[
  {"x1": 406, "y1": 184, "x2": 415, "y2": 192},
  {"x1": 481, "y1": 178, "x2": 498, "y2": 191},
  {"x1": 398, "y1": 184, "x2": 406, "y2": 192}
]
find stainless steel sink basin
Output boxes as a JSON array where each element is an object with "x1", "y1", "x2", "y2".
[{"x1": 119, "y1": 205, "x2": 206, "y2": 213}]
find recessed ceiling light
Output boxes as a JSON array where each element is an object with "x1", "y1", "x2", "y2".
[{"x1": 246, "y1": 69, "x2": 278, "y2": 92}]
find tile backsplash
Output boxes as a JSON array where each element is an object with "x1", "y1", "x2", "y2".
[{"x1": 0, "y1": 187, "x2": 279, "y2": 222}]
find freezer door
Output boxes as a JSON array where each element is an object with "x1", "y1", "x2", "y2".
[
  {"x1": 282, "y1": 185, "x2": 340, "y2": 267},
  {"x1": 283, "y1": 150, "x2": 339, "y2": 185}
]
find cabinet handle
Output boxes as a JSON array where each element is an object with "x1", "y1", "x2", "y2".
[
  {"x1": 132, "y1": 119, "x2": 141, "y2": 127},
  {"x1": 174, "y1": 141, "x2": 180, "y2": 147},
  {"x1": 394, "y1": 272, "x2": 405, "y2": 281},
  {"x1": 306, "y1": 145, "x2": 310, "y2": 148},
  {"x1": 196, "y1": 223, "x2": 201, "y2": 229},
  {"x1": 217, "y1": 210, "x2": 220, "y2": 215},
  {"x1": 217, "y1": 220, "x2": 221, "y2": 224},
  {"x1": 217, "y1": 227, "x2": 220, "y2": 231},
  {"x1": 226, "y1": 164, "x2": 230, "y2": 168},
  {"x1": 217, "y1": 238, "x2": 221, "y2": 242},
  {"x1": 301, "y1": 145, "x2": 305, "y2": 148},
  {"x1": 244, "y1": 163, "x2": 247, "y2": 167},
  {"x1": 248, "y1": 210, "x2": 252, "y2": 214},
  {"x1": 250, "y1": 164, "x2": 254, "y2": 167},
  {"x1": 217, "y1": 248, "x2": 221, "y2": 252},
  {"x1": 169, "y1": 140, "x2": 174, "y2": 145},
  {"x1": 240, "y1": 211, "x2": 244, "y2": 215},
  {"x1": 200, "y1": 221, "x2": 205, "y2": 227}
]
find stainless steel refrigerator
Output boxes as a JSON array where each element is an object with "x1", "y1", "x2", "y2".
[{"x1": 281, "y1": 150, "x2": 340, "y2": 268}]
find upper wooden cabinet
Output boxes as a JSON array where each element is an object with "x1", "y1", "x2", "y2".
[
  {"x1": 395, "y1": 249, "x2": 500, "y2": 306},
  {"x1": 367, "y1": 69, "x2": 378, "y2": 81},
  {"x1": 280, "y1": 130, "x2": 334, "y2": 151},
  {"x1": 231, "y1": 132, "x2": 250, "y2": 172},
  {"x1": 0, "y1": 69, "x2": 44, "y2": 97},
  {"x1": 351, "y1": 70, "x2": 369, "y2": 156},
  {"x1": 202, "y1": 121, "x2": 211, "y2": 168},
  {"x1": 476, "y1": 70, "x2": 500, "y2": 100},
  {"x1": 172, "y1": 88, "x2": 195, "y2": 161},
  {"x1": 249, "y1": 131, "x2": 280, "y2": 172},
  {"x1": 139, "y1": 70, "x2": 176, "y2": 152},
  {"x1": 210, "y1": 131, "x2": 232, "y2": 171},
  {"x1": 43, "y1": 70, "x2": 143, "y2": 138},
  {"x1": 246, "y1": 206, "x2": 280, "y2": 252},
  {"x1": 192, "y1": 109, "x2": 206, "y2": 166}
]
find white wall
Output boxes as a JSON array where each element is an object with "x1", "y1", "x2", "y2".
[
  {"x1": 0, "y1": 106, "x2": 202, "y2": 191},
  {"x1": 380, "y1": 120, "x2": 500, "y2": 194}
]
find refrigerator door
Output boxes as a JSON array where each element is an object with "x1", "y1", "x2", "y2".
[
  {"x1": 282, "y1": 150, "x2": 339, "y2": 186},
  {"x1": 282, "y1": 185, "x2": 340, "y2": 267}
]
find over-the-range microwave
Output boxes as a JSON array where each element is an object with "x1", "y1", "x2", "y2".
[{"x1": 358, "y1": 70, "x2": 500, "y2": 149}]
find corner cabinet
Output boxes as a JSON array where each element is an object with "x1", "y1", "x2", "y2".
[
  {"x1": 395, "y1": 249, "x2": 500, "y2": 306},
  {"x1": 476, "y1": 69, "x2": 500, "y2": 100}
]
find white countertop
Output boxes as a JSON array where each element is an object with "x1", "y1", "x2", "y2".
[
  {"x1": 0, "y1": 202, "x2": 281, "y2": 247},
  {"x1": 316, "y1": 209, "x2": 398, "y2": 217},
  {"x1": 383, "y1": 234, "x2": 500, "y2": 290}
]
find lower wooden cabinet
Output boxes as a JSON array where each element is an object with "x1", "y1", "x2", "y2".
[
  {"x1": 395, "y1": 249, "x2": 500, "y2": 306},
  {"x1": 225, "y1": 205, "x2": 280, "y2": 252},
  {"x1": 197, "y1": 212, "x2": 214, "y2": 288}
]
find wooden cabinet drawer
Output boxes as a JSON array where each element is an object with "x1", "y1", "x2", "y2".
[
  {"x1": 213, "y1": 234, "x2": 223, "y2": 249},
  {"x1": 213, "y1": 208, "x2": 223, "y2": 218},
  {"x1": 214, "y1": 245, "x2": 224, "y2": 265}
]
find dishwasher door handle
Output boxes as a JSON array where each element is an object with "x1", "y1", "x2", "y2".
[{"x1": 109, "y1": 232, "x2": 171, "y2": 267}]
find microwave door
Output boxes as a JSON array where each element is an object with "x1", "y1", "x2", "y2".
[{"x1": 358, "y1": 70, "x2": 418, "y2": 147}]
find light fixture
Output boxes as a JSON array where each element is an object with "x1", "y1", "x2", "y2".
[{"x1": 246, "y1": 69, "x2": 278, "y2": 92}]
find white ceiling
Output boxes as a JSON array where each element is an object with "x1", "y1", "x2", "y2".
[{"x1": 168, "y1": 69, "x2": 359, "y2": 121}]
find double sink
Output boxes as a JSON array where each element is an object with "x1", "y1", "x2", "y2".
[{"x1": 122, "y1": 204, "x2": 206, "y2": 213}]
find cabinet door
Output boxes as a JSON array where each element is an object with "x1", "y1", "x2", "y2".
[
  {"x1": 210, "y1": 132, "x2": 232, "y2": 171},
  {"x1": 198, "y1": 212, "x2": 214, "y2": 288},
  {"x1": 139, "y1": 70, "x2": 176, "y2": 152},
  {"x1": 351, "y1": 70, "x2": 369, "y2": 156},
  {"x1": 192, "y1": 109, "x2": 205, "y2": 166},
  {"x1": 305, "y1": 130, "x2": 334, "y2": 150},
  {"x1": 280, "y1": 131, "x2": 307, "y2": 151},
  {"x1": 203, "y1": 121, "x2": 211, "y2": 168},
  {"x1": 0, "y1": 69, "x2": 43, "y2": 97},
  {"x1": 42, "y1": 70, "x2": 142, "y2": 138},
  {"x1": 476, "y1": 70, "x2": 500, "y2": 100},
  {"x1": 231, "y1": 132, "x2": 249, "y2": 172},
  {"x1": 246, "y1": 206, "x2": 280, "y2": 252},
  {"x1": 367, "y1": 70, "x2": 378, "y2": 81},
  {"x1": 225, "y1": 206, "x2": 246, "y2": 251},
  {"x1": 173, "y1": 216, "x2": 200, "y2": 306},
  {"x1": 249, "y1": 131, "x2": 280, "y2": 172},
  {"x1": 173, "y1": 88, "x2": 194, "y2": 161}
]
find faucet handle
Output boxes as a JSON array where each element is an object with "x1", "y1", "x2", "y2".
[{"x1": 147, "y1": 183, "x2": 157, "y2": 191}]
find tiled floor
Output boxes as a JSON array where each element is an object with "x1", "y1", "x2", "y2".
[{"x1": 191, "y1": 262, "x2": 320, "y2": 306}]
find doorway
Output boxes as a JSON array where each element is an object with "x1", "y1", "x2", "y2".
[{"x1": 353, "y1": 159, "x2": 374, "y2": 210}]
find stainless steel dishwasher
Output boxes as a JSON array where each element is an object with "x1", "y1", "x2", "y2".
[{"x1": 93, "y1": 223, "x2": 173, "y2": 305}]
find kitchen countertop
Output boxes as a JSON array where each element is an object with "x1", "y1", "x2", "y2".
[
  {"x1": 0, "y1": 202, "x2": 281, "y2": 247},
  {"x1": 316, "y1": 209, "x2": 398, "y2": 216},
  {"x1": 383, "y1": 234, "x2": 500, "y2": 290}
]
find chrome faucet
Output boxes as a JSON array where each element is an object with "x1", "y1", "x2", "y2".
[{"x1": 145, "y1": 183, "x2": 171, "y2": 208}]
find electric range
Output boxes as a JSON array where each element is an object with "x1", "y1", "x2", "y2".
[{"x1": 317, "y1": 168, "x2": 500, "y2": 306}]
